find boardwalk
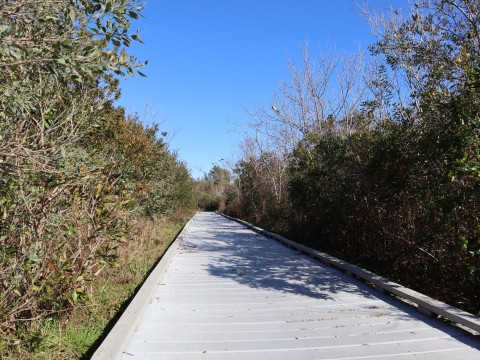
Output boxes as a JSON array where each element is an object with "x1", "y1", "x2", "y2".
[{"x1": 120, "y1": 212, "x2": 480, "y2": 359}]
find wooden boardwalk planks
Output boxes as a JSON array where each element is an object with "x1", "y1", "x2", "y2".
[{"x1": 121, "y1": 212, "x2": 480, "y2": 359}]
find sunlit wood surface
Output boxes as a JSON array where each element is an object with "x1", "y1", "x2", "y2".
[{"x1": 122, "y1": 212, "x2": 480, "y2": 359}]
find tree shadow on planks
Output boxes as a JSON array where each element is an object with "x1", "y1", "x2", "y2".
[
  {"x1": 184, "y1": 212, "x2": 480, "y2": 350},
  {"x1": 184, "y1": 213, "x2": 381, "y2": 302}
]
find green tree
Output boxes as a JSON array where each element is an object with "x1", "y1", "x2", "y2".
[
  {"x1": 0, "y1": 0, "x2": 150, "y2": 341},
  {"x1": 207, "y1": 165, "x2": 231, "y2": 187},
  {"x1": 358, "y1": 0, "x2": 480, "y2": 117}
]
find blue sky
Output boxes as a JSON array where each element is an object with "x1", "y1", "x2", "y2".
[{"x1": 116, "y1": 0, "x2": 407, "y2": 179}]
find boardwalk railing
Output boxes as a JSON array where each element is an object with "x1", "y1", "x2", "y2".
[{"x1": 219, "y1": 212, "x2": 480, "y2": 334}]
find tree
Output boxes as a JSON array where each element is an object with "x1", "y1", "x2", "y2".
[
  {"x1": 207, "y1": 165, "x2": 231, "y2": 187},
  {"x1": 0, "y1": 0, "x2": 150, "y2": 336},
  {"x1": 230, "y1": 0, "x2": 480, "y2": 315},
  {"x1": 356, "y1": 0, "x2": 480, "y2": 118},
  {"x1": 0, "y1": 0, "x2": 147, "y2": 186}
]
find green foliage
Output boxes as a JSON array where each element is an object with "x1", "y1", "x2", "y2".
[
  {"x1": 208, "y1": 165, "x2": 231, "y2": 186},
  {"x1": 0, "y1": 0, "x2": 146, "y2": 87},
  {"x1": 0, "y1": 0, "x2": 196, "y2": 354},
  {"x1": 285, "y1": 82, "x2": 480, "y2": 311},
  {"x1": 195, "y1": 165, "x2": 237, "y2": 212}
]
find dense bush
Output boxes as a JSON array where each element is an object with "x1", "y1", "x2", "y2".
[
  {"x1": 286, "y1": 88, "x2": 480, "y2": 313},
  {"x1": 228, "y1": 0, "x2": 480, "y2": 314},
  {"x1": 230, "y1": 84, "x2": 480, "y2": 315},
  {"x1": 0, "y1": 0, "x2": 195, "y2": 349}
]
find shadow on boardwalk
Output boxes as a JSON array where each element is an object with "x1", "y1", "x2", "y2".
[{"x1": 180, "y1": 212, "x2": 480, "y2": 350}]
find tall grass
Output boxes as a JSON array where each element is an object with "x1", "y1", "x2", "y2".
[{"x1": 6, "y1": 208, "x2": 194, "y2": 359}]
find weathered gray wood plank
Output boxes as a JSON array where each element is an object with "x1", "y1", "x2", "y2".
[
  {"x1": 119, "y1": 212, "x2": 480, "y2": 359},
  {"x1": 221, "y1": 213, "x2": 480, "y2": 334}
]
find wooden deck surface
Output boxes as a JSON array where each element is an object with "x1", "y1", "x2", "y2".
[{"x1": 122, "y1": 212, "x2": 480, "y2": 359}]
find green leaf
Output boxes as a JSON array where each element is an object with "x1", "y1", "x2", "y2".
[
  {"x1": 32, "y1": 285, "x2": 40, "y2": 291},
  {"x1": 61, "y1": 147, "x2": 66, "y2": 158},
  {"x1": 29, "y1": 253, "x2": 41, "y2": 263},
  {"x1": 131, "y1": 34, "x2": 144, "y2": 44},
  {"x1": 90, "y1": 47, "x2": 102, "y2": 57},
  {"x1": 105, "y1": 0, "x2": 112, "y2": 12},
  {"x1": 56, "y1": 58, "x2": 66, "y2": 65},
  {"x1": 72, "y1": 74, "x2": 83, "y2": 83},
  {"x1": 6, "y1": 45, "x2": 21, "y2": 59},
  {"x1": 137, "y1": 70, "x2": 147, "y2": 77},
  {"x1": 0, "y1": 246, "x2": 16, "y2": 260},
  {"x1": 69, "y1": 8, "x2": 76, "y2": 23},
  {"x1": 112, "y1": 39, "x2": 121, "y2": 47},
  {"x1": 128, "y1": 11, "x2": 139, "y2": 19},
  {"x1": 72, "y1": 290, "x2": 78, "y2": 304}
]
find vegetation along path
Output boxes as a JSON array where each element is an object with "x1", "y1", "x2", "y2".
[{"x1": 99, "y1": 212, "x2": 480, "y2": 359}]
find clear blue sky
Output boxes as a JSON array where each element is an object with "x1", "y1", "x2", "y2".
[{"x1": 115, "y1": 0, "x2": 407, "y2": 179}]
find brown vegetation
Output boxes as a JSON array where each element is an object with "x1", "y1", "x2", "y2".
[{"x1": 227, "y1": 0, "x2": 480, "y2": 315}]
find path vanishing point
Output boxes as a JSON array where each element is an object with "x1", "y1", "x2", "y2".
[{"x1": 94, "y1": 212, "x2": 480, "y2": 359}]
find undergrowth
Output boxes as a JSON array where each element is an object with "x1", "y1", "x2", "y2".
[{"x1": 5, "y1": 209, "x2": 194, "y2": 359}]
